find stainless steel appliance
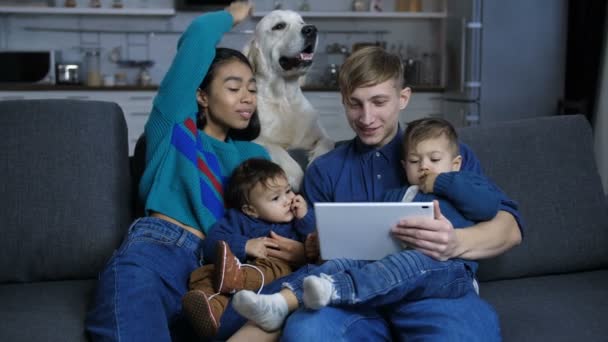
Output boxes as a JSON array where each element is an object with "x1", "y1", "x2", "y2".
[
  {"x1": 56, "y1": 63, "x2": 81, "y2": 84},
  {"x1": 0, "y1": 50, "x2": 57, "y2": 84},
  {"x1": 443, "y1": 0, "x2": 567, "y2": 126}
]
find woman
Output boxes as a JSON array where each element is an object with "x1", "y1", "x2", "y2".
[{"x1": 85, "y1": 2, "x2": 275, "y2": 341}]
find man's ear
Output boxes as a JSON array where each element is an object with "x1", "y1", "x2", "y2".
[
  {"x1": 399, "y1": 86, "x2": 411, "y2": 110},
  {"x1": 196, "y1": 89, "x2": 208, "y2": 109},
  {"x1": 452, "y1": 155, "x2": 462, "y2": 172},
  {"x1": 241, "y1": 204, "x2": 258, "y2": 218}
]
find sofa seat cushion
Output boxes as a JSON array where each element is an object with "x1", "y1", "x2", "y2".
[
  {"x1": 0, "y1": 279, "x2": 95, "y2": 341},
  {"x1": 480, "y1": 270, "x2": 608, "y2": 342}
]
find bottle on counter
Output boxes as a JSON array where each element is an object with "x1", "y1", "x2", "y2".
[{"x1": 85, "y1": 50, "x2": 102, "y2": 87}]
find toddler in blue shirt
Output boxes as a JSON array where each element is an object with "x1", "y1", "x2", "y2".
[{"x1": 182, "y1": 158, "x2": 315, "y2": 338}]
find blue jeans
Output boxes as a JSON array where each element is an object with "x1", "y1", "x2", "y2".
[
  {"x1": 281, "y1": 289, "x2": 500, "y2": 342},
  {"x1": 279, "y1": 252, "x2": 500, "y2": 341},
  {"x1": 85, "y1": 217, "x2": 204, "y2": 342},
  {"x1": 287, "y1": 250, "x2": 474, "y2": 307}
]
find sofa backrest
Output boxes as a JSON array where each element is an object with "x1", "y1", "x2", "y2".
[
  {"x1": 458, "y1": 115, "x2": 608, "y2": 281},
  {"x1": 0, "y1": 99, "x2": 133, "y2": 283}
]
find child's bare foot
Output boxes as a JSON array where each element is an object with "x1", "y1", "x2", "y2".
[
  {"x1": 302, "y1": 273, "x2": 335, "y2": 309},
  {"x1": 232, "y1": 290, "x2": 288, "y2": 332}
]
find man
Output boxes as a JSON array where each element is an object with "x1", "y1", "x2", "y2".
[{"x1": 279, "y1": 46, "x2": 522, "y2": 341}]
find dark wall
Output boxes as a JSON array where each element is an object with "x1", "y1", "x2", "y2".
[{"x1": 561, "y1": 0, "x2": 607, "y2": 123}]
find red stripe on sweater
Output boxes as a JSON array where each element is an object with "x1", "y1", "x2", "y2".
[
  {"x1": 197, "y1": 157, "x2": 223, "y2": 196},
  {"x1": 185, "y1": 118, "x2": 197, "y2": 136}
]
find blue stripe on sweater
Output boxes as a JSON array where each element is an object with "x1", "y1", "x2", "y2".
[
  {"x1": 200, "y1": 177, "x2": 224, "y2": 220},
  {"x1": 172, "y1": 123, "x2": 224, "y2": 220},
  {"x1": 171, "y1": 124, "x2": 197, "y2": 164},
  {"x1": 195, "y1": 129, "x2": 226, "y2": 185}
]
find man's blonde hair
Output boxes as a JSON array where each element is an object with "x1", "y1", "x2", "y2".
[{"x1": 338, "y1": 46, "x2": 404, "y2": 106}]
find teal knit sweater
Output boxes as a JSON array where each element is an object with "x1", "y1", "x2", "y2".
[{"x1": 139, "y1": 11, "x2": 269, "y2": 234}]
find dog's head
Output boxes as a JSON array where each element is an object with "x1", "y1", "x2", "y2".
[{"x1": 245, "y1": 10, "x2": 317, "y2": 79}]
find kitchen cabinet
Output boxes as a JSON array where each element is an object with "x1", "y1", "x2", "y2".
[
  {"x1": 1, "y1": 89, "x2": 441, "y2": 153},
  {"x1": 251, "y1": 10, "x2": 446, "y2": 19},
  {"x1": 252, "y1": 0, "x2": 448, "y2": 90},
  {"x1": 304, "y1": 91, "x2": 443, "y2": 141},
  {"x1": 0, "y1": 90, "x2": 155, "y2": 155},
  {"x1": 0, "y1": 6, "x2": 175, "y2": 16},
  {"x1": 304, "y1": 92, "x2": 352, "y2": 141}
]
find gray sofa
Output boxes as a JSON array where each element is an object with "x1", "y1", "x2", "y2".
[{"x1": 1, "y1": 99, "x2": 607, "y2": 341}]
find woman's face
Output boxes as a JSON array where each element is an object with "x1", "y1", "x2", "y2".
[{"x1": 198, "y1": 59, "x2": 257, "y2": 140}]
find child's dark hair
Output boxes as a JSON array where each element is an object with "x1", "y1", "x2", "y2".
[
  {"x1": 197, "y1": 47, "x2": 261, "y2": 141},
  {"x1": 403, "y1": 118, "x2": 460, "y2": 157},
  {"x1": 224, "y1": 158, "x2": 287, "y2": 210}
]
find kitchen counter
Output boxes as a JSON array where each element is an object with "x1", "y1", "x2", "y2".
[
  {"x1": 0, "y1": 84, "x2": 159, "y2": 91},
  {"x1": 0, "y1": 84, "x2": 444, "y2": 93}
]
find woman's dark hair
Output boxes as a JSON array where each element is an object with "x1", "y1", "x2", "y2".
[
  {"x1": 224, "y1": 158, "x2": 287, "y2": 210},
  {"x1": 196, "y1": 47, "x2": 261, "y2": 141}
]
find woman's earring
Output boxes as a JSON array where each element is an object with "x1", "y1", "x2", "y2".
[{"x1": 197, "y1": 109, "x2": 207, "y2": 129}]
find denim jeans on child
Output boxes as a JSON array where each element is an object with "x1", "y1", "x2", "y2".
[
  {"x1": 287, "y1": 250, "x2": 475, "y2": 307},
  {"x1": 85, "y1": 217, "x2": 204, "y2": 342}
]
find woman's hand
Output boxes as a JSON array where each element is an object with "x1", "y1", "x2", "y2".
[
  {"x1": 226, "y1": 1, "x2": 253, "y2": 27},
  {"x1": 304, "y1": 231, "x2": 320, "y2": 262},
  {"x1": 245, "y1": 237, "x2": 278, "y2": 259},
  {"x1": 266, "y1": 231, "x2": 308, "y2": 267},
  {"x1": 391, "y1": 200, "x2": 460, "y2": 261}
]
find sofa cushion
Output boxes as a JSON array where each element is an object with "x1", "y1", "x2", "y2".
[
  {"x1": 480, "y1": 270, "x2": 608, "y2": 342},
  {"x1": 0, "y1": 100, "x2": 133, "y2": 282},
  {"x1": 0, "y1": 279, "x2": 95, "y2": 341},
  {"x1": 458, "y1": 115, "x2": 608, "y2": 281}
]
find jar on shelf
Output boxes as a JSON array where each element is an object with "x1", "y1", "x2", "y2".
[
  {"x1": 396, "y1": 0, "x2": 422, "y2": 12},
  {"x1": 352, "y1": 0, "x2": 367, "y2": 12},
  {"x1": 298, "y1": 0, "x2": 311, "y2": 11},
  {"x1": 64, "y1": 0, "x2": 76, "y2": 7}
]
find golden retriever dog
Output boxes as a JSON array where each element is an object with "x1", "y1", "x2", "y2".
[{"x1": 245, "y1": 10, "x2": 334, "y2": 190}]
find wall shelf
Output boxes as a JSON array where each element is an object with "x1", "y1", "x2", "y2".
[
  {"x1": 252, "y1": 11, "x2": 446, "y2": 19},
  {"x1": 0, "y1": 6, "x2": 175, "y2": 16}
]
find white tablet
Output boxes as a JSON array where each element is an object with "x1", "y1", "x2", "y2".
[{"x1": 314, "y1": 202, "x2": 434, "y2": 260}]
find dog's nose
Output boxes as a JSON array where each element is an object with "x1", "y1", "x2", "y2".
[{"x1": 301, "y1": 25, "x2": 317, "y2": 38}]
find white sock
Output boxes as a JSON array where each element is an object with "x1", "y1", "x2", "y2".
[
  {"x1": 232, "y1": 290, "x2": 288, "y2": 332},
  {"x1": 302, "y1": 273, "x2": 335, "y2": 310}
]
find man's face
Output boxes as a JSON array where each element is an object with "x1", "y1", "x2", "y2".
[{"x1": 343, "y1": 79, "x2": 410, "y2": 148}]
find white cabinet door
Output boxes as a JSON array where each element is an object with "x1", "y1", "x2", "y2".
[
  {"x1": 304, "y1": 91, "x2": 354, "y2": 142},
  {"x1": 106, "y1": 92, "x2": 156, "y2": 155},
  {"x1": 305, "y1": 91, "x2": 444, "y2": 140},
  {"x1": 400, "y1": 92, "x2": 443, "y2": 125}
]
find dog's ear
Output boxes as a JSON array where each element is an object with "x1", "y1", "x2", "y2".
[{"x1": 243, "y1": 39, "x2": 260, "y2": 74}]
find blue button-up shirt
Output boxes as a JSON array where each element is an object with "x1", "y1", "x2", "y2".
[{"x1": 302, "y1": 128, "x2": 523, "y2": 232}]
